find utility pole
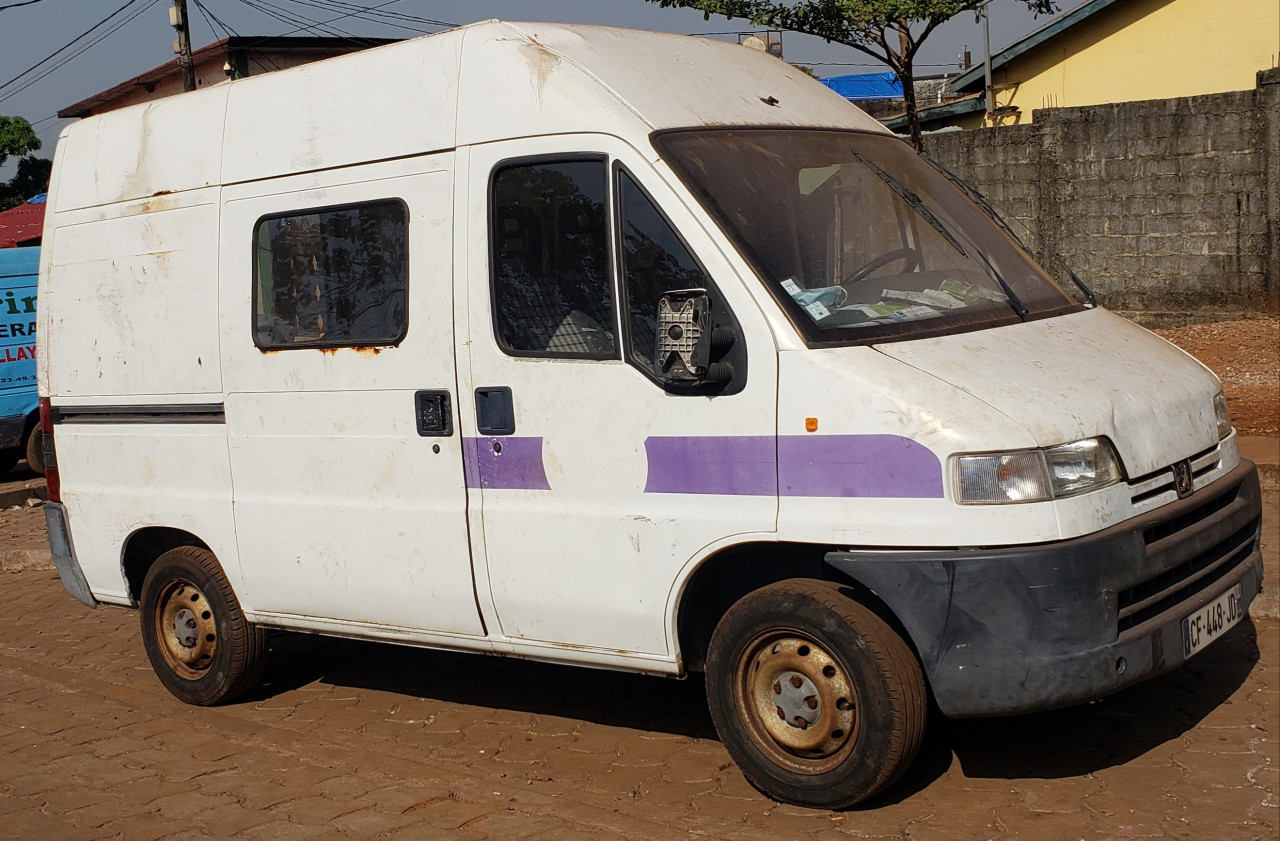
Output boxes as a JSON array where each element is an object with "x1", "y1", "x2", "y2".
[
  {"x1": 982, "y1": 1, "x2": 994, "y2": 124},
  {"x1": 170, "y1": 0, "x2": 196, "y2": 92}
]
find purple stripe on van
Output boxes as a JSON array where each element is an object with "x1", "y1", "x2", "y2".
[
  {"x1": 778, "y1": 435, "x2": 943, "y2": 498},
  {"x1": 643, "y1": 435, "x2": 777, "y2": 496},
  {"x1": 642, "y1": 434, "x2": 942, "y2": 498},
  {"x1": 463, "y1": 437, "x2": 552, "y2": 490}
]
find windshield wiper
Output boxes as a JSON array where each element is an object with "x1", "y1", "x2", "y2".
[
  {"x1": 852, "y1": 151, "x2": 966, "y2": 257},
  {"x1": 854, "y1": 150, "x2": 1028, "y2": 320},
  {"x1": 925, "y1": 156, "x2": 1097, "y2": 308},
  {"x1": 969, "y1": 244, "x2": 1030, "y2": 320}
]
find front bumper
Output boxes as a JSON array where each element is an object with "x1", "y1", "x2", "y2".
[{"x1": 826, "y1": 458, "x2": 1262, "y2": 717}]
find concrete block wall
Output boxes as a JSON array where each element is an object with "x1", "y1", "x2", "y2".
[{"x1": 925, "y1": 68, "x2": 1280, "y2": 320}]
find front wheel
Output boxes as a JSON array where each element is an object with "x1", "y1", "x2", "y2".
[
  {"x1": 139, "y1": 546, "x2": 268, "y2": 705},
  {"x1": 705, "y1": 579, "x2": 927, "y2": 809}
]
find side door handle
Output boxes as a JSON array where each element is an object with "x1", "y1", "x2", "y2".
[
  {"x1": 414, "y1": 390, "x2": 453, "y2": 436},
  {"x1": 475, "y1": 387, "x2": 515, "y2": 436}
]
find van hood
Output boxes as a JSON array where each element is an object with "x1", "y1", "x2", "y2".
[{"x1": 872, "y1": 308, "x2": 1222, "y2": 478}]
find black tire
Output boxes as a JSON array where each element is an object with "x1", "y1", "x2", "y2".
[
  {"x1": 139, "y1": 546, "x2": 268, "y2": 706},
  {"x1": 705, "y1": 579, "x2": 927, "y2": 809},
  {"x1": 23, "y1": 426, "x2": 45, "y2": 475},
  {"x1": 0, "y1": 448, "x2": 18, "y2": 477}
]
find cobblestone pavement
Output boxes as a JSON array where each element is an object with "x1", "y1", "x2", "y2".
[
  {"x1": 2, "y1": 474, "x2": 1277, "y2": 839},
  {"x1": 0, "y1": 558, "x2": 1276, "y2": 840}
]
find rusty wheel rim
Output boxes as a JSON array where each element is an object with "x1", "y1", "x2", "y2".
[
  {"x1": 735, "y1": 632, "x2": 858, "y2": 774},
  {"x1": 154, "y1": 579, "x2": 218, "y2": 680}
]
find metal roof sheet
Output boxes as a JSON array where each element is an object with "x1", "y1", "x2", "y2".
[
  {"x1": 0, "y1": 201, "x2": 45, "y2": 249},
  {"x1": 820, "y1": 72, "x2": 903, "y2": 100}
]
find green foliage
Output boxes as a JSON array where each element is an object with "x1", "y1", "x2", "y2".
[
  {"x1": 0, "y1": 115, "x2": 41, "y2": 169},
  {"x1": 653, "y1": 0, "x2": 1053, "y2": 64},
  {"x1": 0, "y1": 155, "x2": 52, "y2": 211},
  {"x1": 648, "y1": 1, "x2": 1057, "y2": 149}
]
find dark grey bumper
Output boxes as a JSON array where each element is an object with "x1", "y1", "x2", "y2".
[
  {"x1": 45, "y1": 502, "x2": 97, "y2": 608},
  {"x1": 826, "y1": 459, "x2": 1263, "y2": 718}
]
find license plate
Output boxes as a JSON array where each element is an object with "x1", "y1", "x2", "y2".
[{"x1": 1181, "y1": 583, "x2": 1245, "y2": 659}]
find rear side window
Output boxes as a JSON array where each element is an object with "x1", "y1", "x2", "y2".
[
  {"x1": 253, "y1": 200, "x2": 408, "y2": 349},
  {"x1": 490, "y1": 159, "x2": 617, "y2": 359}
]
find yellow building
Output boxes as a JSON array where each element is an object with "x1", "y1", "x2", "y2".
[{"x1": 892, "y1": 0, "x2": 1280, "y2": 131}]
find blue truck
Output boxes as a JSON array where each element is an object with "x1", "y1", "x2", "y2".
[{"x1": 0, "y1": 246, "x2": 42, "y2": 477}]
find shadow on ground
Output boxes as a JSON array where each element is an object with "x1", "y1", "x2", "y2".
[
  {"x1": 941, "y1": 619, "x2": 1259, "y2": 775},
  {"x1": 253, "y1": 629, "x2": 718, "y2": 739},
  {"x1": 249, "y1": 615, "x2": 1259, "y2": 806}
]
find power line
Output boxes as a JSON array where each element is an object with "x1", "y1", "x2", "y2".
[
  {"x1": 276, "y1": 0, "x2": 435, "y2": 34},
  {"x1": 804, "y1": 61, "x2": 964, "y2": 68},
  {"x1": 289, "y1": 0, "x2": 454, "y2": 30},
  {"x1": 0, "y1": 0, "x2": 147, "y2": 96},
  {"x1": 235, "y1": 0, "x2": 360, "y2": 39},
  {"x1": 192, "y1": 0, "x2": 284, "y2": 72},
  {"x1": 191, "y1": 0, "x2": 232, "y2": 40},
  {"x1": 229, "y1": 0, "x2": 419, "y2": 53},
  {"x1": 0, "y1": 0, "x2": 50, "y2": 11},
  {"x1": 30, "y1": 113, "x2": 69, "y2": 128},
  {"x1": 0, "y1": 0, "x2": 162, "y2": 105}
]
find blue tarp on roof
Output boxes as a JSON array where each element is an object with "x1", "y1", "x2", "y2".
[{"x1": 820, "y1": 72, "x2": 903, "y2": 101}]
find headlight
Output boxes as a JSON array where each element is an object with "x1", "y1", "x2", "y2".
[
  {"x1": 954, "y1": 451, "x2": 1051, "y2": 504},
  {"x1": 1213, "y1": 391, "x2": 1232, "y2": 440},
  {"x1": 1043, "y1": 438, "x2": 1123, "y2": 498},
  {"x1": 954, "y1": 437, "x2": 1123, "y2": 505}
]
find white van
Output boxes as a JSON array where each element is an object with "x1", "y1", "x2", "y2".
[{"x1": 37, "y1": 22, "x2": 1262, "y2": 809}]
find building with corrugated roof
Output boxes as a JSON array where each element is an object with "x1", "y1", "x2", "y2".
[
  {"x1": 888, "y1": 0, "x2": 1279, "y2": 132},
  {"x1": 57, "y1": 36, "x2": 400, "y2": 119},
  {"x1": 0, "y1": 196, "x2": 45, "y2": 248}
]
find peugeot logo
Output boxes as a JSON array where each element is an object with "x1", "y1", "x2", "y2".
[{"x1": 1172, "y1": 459, "x2": 1194, "y2": 499}]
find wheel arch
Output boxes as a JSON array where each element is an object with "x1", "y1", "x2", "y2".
[
  {"x1": 672, "y1": 540, "x2": 927, "y2": 678},
  {"x1": 121, "y1": 527, "x2": 212, "y2": 604}
]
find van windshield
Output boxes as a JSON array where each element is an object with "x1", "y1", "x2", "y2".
[{"x1": 654, "y1": 129, "x2": 1085, "y2": 345}]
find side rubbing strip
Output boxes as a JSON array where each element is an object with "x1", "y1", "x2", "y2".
[
  {"x1": 643, "y1": 434, "x2": 943, "y2": 498},
  {"x1": 53, "y1": 404, "x2": 227, "y2": 425}
]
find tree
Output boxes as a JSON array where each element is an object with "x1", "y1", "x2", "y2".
[
  {"x1": 0, "y1": 115, "x2": 49, "y2": 211},
  {"x1": 0, "y1": 155, "x2": 51, "y2": 211},
  {"x1": 0, "y1": 115, "x2": 40, "y2": 168},
  {"x1": 648, "y1": 1, "x2": 1055, "y2": 151}
]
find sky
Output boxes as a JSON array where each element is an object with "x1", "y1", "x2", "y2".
[{"x1": 0, "y1": 0, "x2": 1062, "y2": 180}]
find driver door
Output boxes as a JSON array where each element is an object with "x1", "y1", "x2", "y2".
[{"x1": 455, "y1": 136, "x2": 779, "y2": 660}]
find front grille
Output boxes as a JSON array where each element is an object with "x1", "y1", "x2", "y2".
[
  {"x1": 1143, "y1": 484, "x2": 1238, "y2": 544},
  {"x1": 1128, "y1": 444, "x2": 1221, "y2": 507},
  {"x1": 1116, "y1": 473, "x2": 1259, "y2": 634}
]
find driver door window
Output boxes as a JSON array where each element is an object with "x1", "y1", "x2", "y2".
[{"x1": 490, "y1": 159, "x2": 617, "y2": 359}]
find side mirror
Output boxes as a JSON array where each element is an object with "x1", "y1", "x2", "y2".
[{"x1": 655, "y1": 289, "x2": 736, "y2": 388}]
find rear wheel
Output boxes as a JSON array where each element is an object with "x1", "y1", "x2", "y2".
[
  {"x1": 139, "y1": 546, "x2": 268, "y2": 705},
  {"x1": 23, "y1": 426, "x2": 44, "y2": 475},
  {"x1": 705, "y1": 579, "x2": 926, "y2": 809}
]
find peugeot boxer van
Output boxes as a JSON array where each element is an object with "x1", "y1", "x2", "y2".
[{"x1": 37, "y1": 22, "x2": 1263, "y2": 809}]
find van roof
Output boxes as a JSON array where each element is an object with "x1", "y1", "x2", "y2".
[{"x1": 50, "y1": 21, "x2": 885, "y2": 212}]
